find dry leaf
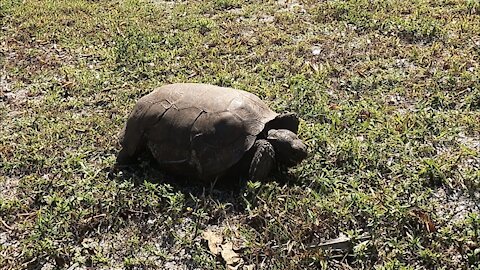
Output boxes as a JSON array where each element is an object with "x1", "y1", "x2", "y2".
[
  {"x1": 221, "y1": 242, "x2": 241, "y2": 266},
  {"x1": 358, "y1": 109, "x2": 371, "y2": 121},
  {"x1": 329, "y1": 103, "x2": 340, "y2": 110},
  {"x1": 410, "y1": 209, "x2": 436, "y2": 233},
  {"x1": 227, "y1": 264, "x2": 241, "y2": 270},
  {"x1": 243, "y1": 264, "x2": 255, "y2": 270},
  {"x1": 202, "y1": 230, "x2": 223, "y2": 255}
]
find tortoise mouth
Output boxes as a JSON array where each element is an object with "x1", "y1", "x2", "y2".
[
  {"x1": 279, "y1": 141, "x2": 308, "y2": 167},
  {"x1": 267, "y1": 129, "x2": 308, "y2": 167},
  {"x1": 287, "y1": 149, "x2": 308, "y2": 166}
]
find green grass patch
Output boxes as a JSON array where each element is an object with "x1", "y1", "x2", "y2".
[{"x1": 1, "y1": 0, "x2": 479, "y2": 269}]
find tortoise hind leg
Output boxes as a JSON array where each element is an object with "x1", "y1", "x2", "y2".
[
  {"x1": 116, "y1": 97, "x2": 165, "y2": 166},
  {"x1": 116, "y1": 145, "x2": 148, "y2": 166},
  {"x1": 248, "y1": 140, "x2": 275, "y2": 181}
]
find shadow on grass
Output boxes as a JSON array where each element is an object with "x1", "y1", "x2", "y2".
[{"x1": 108, "y1": 152, "x2": 303, "y2": 209}]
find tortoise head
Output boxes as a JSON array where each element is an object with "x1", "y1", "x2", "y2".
[{"x1": 267, "y1": 129, "x2": 308, "y2": 167}]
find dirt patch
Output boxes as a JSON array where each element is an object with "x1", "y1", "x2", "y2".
[
  {"x1": 0, "y1": 39, "x2": 74, "y2": 117},
  {"x1": 277, "y1": 0, "x2": 305, "y2": 12},
  {"x1": 26, "y1": 216, "x2": 251, "y2": 269},
  {"x1": 385, "y1": 92, "x2": 417, "y2": 113},
  {"x1": 61, "y1": 218, "x2": 205, "y2": 269},
  {"x1": 2, "y1": 38, "x2": 75, "y2": 81},
  {"x1": 0, "y1": 176, "x2": 20, "y2": 201},
  {"x1": 0, "y1": 230, "x2": 21, "y2": 269},
  {"x1": 3, "y1": 89, "x2": 28, "y2": 105},
  {"x1": 458, "y1": 132, "x2": 480, "y2": 150},
  {"x1": 457, "y1": 132, "x2": 480, "y2": 180},
  {"x1": 0, "y1": 73, "x2": 12, "y2": 92},
  {"x1": 432, "y1": 187, "x2": 480, "y2": 224}
]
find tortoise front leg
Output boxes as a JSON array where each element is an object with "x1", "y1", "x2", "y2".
[
  {"x1": 248, "y1": 140, "x2": 275, "y2": 181},
  {"x1": 116, "y1": 147, "x2": 138, "y2": 166}
]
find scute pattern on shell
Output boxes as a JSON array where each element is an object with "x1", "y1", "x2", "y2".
[{"x1": 119, "y1": 83, "x2": 278, "y2": 179}]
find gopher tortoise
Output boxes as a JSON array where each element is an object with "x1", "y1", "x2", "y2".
[{"x1": 117, "y1": 83, "x2": 307, "y2": 181}]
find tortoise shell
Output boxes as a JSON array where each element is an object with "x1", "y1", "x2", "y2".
[{"x1": 119, "y1": 83, "x2": 281, "y2": 179}]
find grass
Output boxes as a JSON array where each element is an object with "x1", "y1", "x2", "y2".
[{"x1": 1, "y1": 0, "x2": 479, "y2": 269}]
